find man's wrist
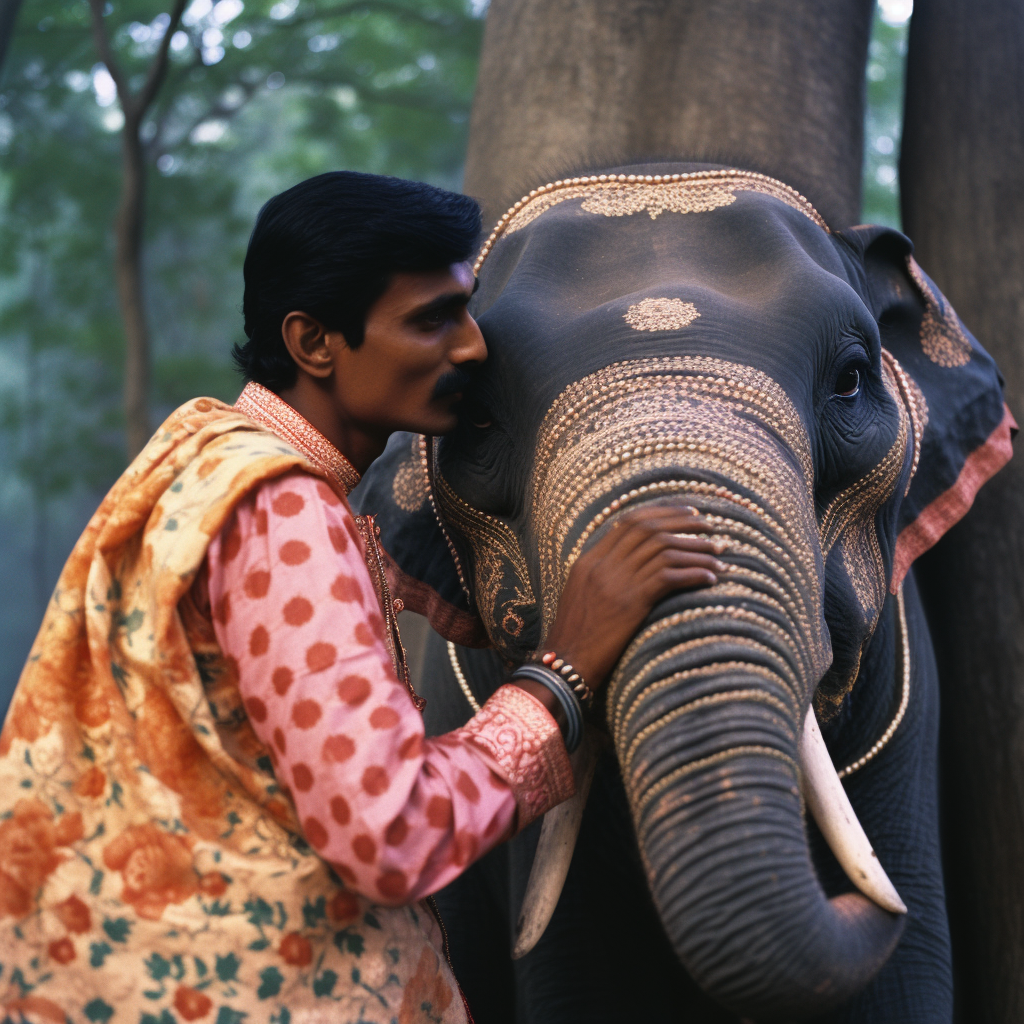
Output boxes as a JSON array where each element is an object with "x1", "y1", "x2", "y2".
[{"x1": 510, "y1": 678, "x2": 568, "y2": 731}]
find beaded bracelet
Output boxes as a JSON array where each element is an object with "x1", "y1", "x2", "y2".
[
  {"x1": 537, "y1": 651, "x2": 594, "y2": 711},
  {"x1": 509, "y1": 664, "x2": 584, "y2": 754}
]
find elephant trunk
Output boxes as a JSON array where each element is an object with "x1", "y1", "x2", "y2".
[
  {"x1": 606, "y1": 524, "x2": 902, "y2": 1018},
  {"x1": 525, "y1": 359, "x2": 907, "y2": 1017}
]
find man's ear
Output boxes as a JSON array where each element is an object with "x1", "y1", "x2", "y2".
[
  {"x1": 281, "y1": 311, "x2": 336, "y2": 378},
  {"x1": 834, "y1": 224, "x2": 1014, "y2": 592},
  {"x1": 351, "y1": 431, "x2": 489, "y2": 647}
]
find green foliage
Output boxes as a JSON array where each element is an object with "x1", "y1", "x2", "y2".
[
  {"x1": 0, "y1": 0, "x2": 482, "y2": 496},
  {"x1": 0, "y1": 0, "x2": 482, "y2": 683},
  {"x1": 862, "y1": 6, "x2": 910, "y2": 228}
]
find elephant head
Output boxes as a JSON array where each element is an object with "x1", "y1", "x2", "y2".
[{"x1": 359, "y1": 165, "x2": 1012, "y2": 1019}]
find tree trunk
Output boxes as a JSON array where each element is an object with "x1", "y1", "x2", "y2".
[
  {"x1": 900, "y1": 2, "x2": 1024, "y2": 1022},
  {"x1": 463, "y1": 0, "x2": 874, "y2": 229},
  {"x1": 0, "y1": 0, "x2": 24, "y2": 80},
  {"x1": 89, "y1": 0, "x2": 184, "y2": 463},
  {"x1": 117, "y1": 119, "x2": 152, "y2": 461}
]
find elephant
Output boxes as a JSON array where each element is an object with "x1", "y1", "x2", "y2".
[
  {"x1": 355, "y1": 163, "x2": 1011, "y2": 1021},
  {"x1": 351, "y1": 0, "x2": 1024, "y2": 1019}
]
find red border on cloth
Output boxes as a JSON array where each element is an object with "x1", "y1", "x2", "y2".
[{"x1": 891, "y1": 403, "x2": 1017, "y2": 592}]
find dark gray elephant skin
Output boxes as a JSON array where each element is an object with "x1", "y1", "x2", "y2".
[{"x1": 356, "y1": 164, "x2": 1011, "y2": 1022}]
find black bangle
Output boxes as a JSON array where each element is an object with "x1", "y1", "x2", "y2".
[{"x1": 510, "y1": 664, "x2": 584, "y2": 753}]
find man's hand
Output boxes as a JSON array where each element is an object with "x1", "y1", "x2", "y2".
[{"x1": 542, "y1": 505, "x2": 726, "y2": 690}]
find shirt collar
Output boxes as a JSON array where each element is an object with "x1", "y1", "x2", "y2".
[{"x1": 234, "y1": 381, "x2": 362, "y2": 496}]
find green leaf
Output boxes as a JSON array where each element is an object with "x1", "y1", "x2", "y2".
[
  {"x1": 89, "y1": 869, "x2": 104, "y2": 895},
  {"x1": 334, "y1": 930, "x2": 364, "y2": 957},
  {"x1": 256, "y1": 966, "x2": 283, "y2": 1000},
  {"x1": 214, "y1": 1008, "x2": 247, "y2": 1024},
  {"x1": 363, "y1": 912, "x2": 380, "y2": 930},
  {"x1": 247, "y1": 938, "x2": 270, "y2": 951},
  {"x1": 194, "y1": 956, "x2": 208, "y2": 978},
  {"x1": 215, "y1": 952, "x2": 241, "y2": 982},
  {"x1": 102, "y1": 918, "x2": 132, "y2": 943},
  {"x1": 110, "y1": 663, "x2": 129, "y2": 690},
  {"x1": 302, "y1": 896, "x2": 326, "y2": 929},
  {"x1": 145, "y1": 952, "x2": 171, "y2": 980},
  {"x1": 84, "y1": 999, "x2": 115, "y2": 1023},
  {"x1": 140, "y1": 1012, "x2": 176, "y2": 1024},
  {"x1": 89, "y1": 941, "x2": 113, "y2": 967},
  {"x1": 312, "y1": 970, "x2": 337, "y2": 998},
  {"x1": 243, "y1": 897, "x2": 274, "y2": 928}
]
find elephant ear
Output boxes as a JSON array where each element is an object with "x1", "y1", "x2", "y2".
[
  {"x1": 835, "y1": 224, "x2": 1015, "y2": 593},
  {"x1": 351, "y1": 431, "x2": 489, "y2": 647}
]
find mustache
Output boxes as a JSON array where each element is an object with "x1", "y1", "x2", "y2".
[{"x1": 432, "y1": 367, "x2": 476, "y2": 399}]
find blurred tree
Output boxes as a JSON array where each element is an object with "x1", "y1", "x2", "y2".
[
  {"x1": 862, "y1": 1, "x2": 911, "y2": 227},
  {"x1": 2, "y1": 0, "x2": 482, "y2": 461},
  {"x1": 88, "y1": 0, "x2": 187, "y2": 458},
  {"x1": 0, "y1": 0, "x2": 482, "y2": 688}
]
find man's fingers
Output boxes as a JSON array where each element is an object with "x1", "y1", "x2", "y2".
[
  {"x1": 601, "y1": 512, "x2": 712, "y2": 560},
  {"x1": 650, "y1": 566, "x2": 719, "y2": 594},
  {"x1": 625, "y1": 532, "x2": 727, "y2": 572}
]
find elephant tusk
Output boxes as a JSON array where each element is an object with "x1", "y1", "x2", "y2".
[
  {"x1": 512, "y1": 732, "x2": 599, "y2": 959},
  {"x1": 799, "y1": 709, "x2": 908, "y2": 915}
]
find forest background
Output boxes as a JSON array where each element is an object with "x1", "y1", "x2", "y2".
[{"x1": 0, "y1": 0, "x2": 912, "y2": 713}]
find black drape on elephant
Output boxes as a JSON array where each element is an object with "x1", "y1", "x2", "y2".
[{"x1": 355, "y1": 165, "x2": 1011, "y2": 1021}]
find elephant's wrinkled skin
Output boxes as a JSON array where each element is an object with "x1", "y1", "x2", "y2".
[{"x1": 356, "y1": 164, "x2": 1009, "y2": 1022}]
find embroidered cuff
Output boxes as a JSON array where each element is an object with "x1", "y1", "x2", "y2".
[{"x1": 456, "y1": 684, "x2": 575, "y2": 830}]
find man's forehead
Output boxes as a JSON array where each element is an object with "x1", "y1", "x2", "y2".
[
  {"x1": 377, "y1": 261, "x2": 475, "y2": 314},
  {"x1": 450, "y1": 260, "x2": 475, "y2": 291}
]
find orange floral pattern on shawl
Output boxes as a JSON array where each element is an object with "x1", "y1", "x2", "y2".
[{"x1": 0, "y1": 398, "x2": 465, "y2": 1024}]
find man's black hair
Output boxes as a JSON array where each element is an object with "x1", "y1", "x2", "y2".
[{"x1": 234, "y1": 171, "x2": 482, "y2": 392}]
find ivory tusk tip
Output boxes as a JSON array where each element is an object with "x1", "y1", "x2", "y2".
[{"x1": 799, "y1": 708, "x2": 909, "y2": 918}]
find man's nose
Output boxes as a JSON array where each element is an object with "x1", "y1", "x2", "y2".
[{"x1": 449, "y1": 315, "x2": 488, "y2": 365}]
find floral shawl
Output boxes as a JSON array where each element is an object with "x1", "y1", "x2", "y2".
[{"x1": 0, "y1": 398, "x2": 467, "y2": 1024}]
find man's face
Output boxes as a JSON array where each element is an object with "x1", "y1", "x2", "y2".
[{"x1": 331, "y1": 261, "x2": 487, "y2": 437}]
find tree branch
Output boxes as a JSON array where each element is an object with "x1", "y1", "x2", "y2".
[
  {"x1": 135, "y1": 0, "x2": 188, "y2": 115},
  {"x1": 150, "y1": 79, "x2": 260, "y2": 158},
  {"x1": 87, "y1": 0, "x2": 132, "y2": 112},
  {"x1": 88, "y1": 0, "x2": 188, "y2": 121}
]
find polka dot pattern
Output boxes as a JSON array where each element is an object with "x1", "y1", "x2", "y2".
[
  {"x1": 292, "y1": 699, "x2": 322, "y2": 729},
  {"x1": 249, "y1": 625, "x2": 269, "y2": 657},
  {"x1": 206, "y1": 469, "x2": 570, "y2": 906},
  {"x1": 272, "y1": 666, "x2": 293, "y2": 695},
  {"x1": 306, "y1": 642, "x2": 336, "y2": 673},
  {"x1": 292, "y1": 764, "x2": 314, "y2": 791},
  {"x1": 244, "y1": 569, "x2": 270, "y2": 599},
  {"x1": 322, "y1": 734, "x2": 355, "y2": 763},
  {"x1": 280, "y1": 540, "x2": 311, "y2": 565},
  {"x1": 283, "y1": 596, "x2": 313, "y2": 626}
]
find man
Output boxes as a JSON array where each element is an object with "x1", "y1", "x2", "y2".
[{"x1": 0, "y1": 172, "x2": 724, "y2": 1023}]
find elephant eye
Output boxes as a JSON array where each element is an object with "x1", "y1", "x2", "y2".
[{"x1": 834, "y1": 368, "x2": 860, "y2": 398}]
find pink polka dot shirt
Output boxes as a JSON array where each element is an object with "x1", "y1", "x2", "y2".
[{"x1": 206, "y1": 469, "x2": 574, "y2": 906}]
